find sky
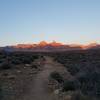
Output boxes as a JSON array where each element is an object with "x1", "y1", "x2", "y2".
[{"x1": 0, "y1": 0, "x2": 100, "y2": 46}]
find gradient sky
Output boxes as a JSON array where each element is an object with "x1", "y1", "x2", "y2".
[{"x1": 0, "y1": 0, "x2": 100, "y2": 46}]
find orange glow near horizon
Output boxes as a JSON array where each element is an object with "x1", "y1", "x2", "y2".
[{"x1": 12, "y1": 41, "x2": 100, "y2": 49}]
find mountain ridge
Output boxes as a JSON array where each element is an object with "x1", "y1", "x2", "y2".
[{"x1": 1, "y1": 41, "x2": 100, "y2": 52}]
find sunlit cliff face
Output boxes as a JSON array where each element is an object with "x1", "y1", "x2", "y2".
[
  {"x1": 39, "y1": 41, "x2": 48, "y2": 47},
  {"x1": 79, "y1": 43, "x2": 98, "y2": 49},
  {"x1": 49, "y1": 41, "x2": 63, "y2": 47},
  {"x1": 13, "y1": 41, "x2": 99, "y2": 49},
  {"x1": 38, "y1": 41, "x2": 63, "y2": 47},
  {"x1": 69, "y1": 42, "x2": 99, "y2": 49}
]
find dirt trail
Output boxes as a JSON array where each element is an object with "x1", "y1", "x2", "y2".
[{"x1": 21, "y1": 56, "x2": 71, "y2": 100}]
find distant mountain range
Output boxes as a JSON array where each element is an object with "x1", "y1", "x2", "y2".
[{"x1": 0, "y1": 41, "x2": 100, "y2": 52}]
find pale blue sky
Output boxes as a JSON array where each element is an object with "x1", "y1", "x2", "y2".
[{"x1": 0, "y1": 0, "x2": 100, "y2": 46}]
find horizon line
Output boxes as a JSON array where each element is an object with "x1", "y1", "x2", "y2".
[{"x1": 1, "y1": 41, "x2": 100, "y2": 47}]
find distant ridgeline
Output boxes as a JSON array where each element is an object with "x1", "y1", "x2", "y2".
[{"x1": 0, "y1": 42, "x2": 100, "y2": 52}]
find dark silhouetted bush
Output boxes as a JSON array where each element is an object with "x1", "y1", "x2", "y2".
[
  {"x1": 0, "y1": 85, "x2": 3, "y2": 99},
  {"x1": 0, "y1": 62, "x2": 12, "y2": 70},
  {"x1": 66, "y1": 65, "x2": 80, "y2": 75},
  {"x1": 50, "y1": 71, "x2": 64, "y2": 83},
  {"x1": 71, "y1": 92, "x2": 94, "y2": 100},
  {"x1": 78, "y1": 72, "x2": 100, "y2": 97},
  {"x1": 63, "y1": 80, "x2": 80, "y2": 92},
  {"x1": 31, "y1": 65, "x2": 38, "y2": 69}
]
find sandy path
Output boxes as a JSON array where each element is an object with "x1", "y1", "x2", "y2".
[{"x1": 21, "y1": 57, "x2": 71, "y2": 100}]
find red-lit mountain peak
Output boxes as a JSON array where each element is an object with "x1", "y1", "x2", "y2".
[
  {"x1": 49, "y1": 41, "x2": 63, "y2": 46},
  {"x1": 39, "y1": 41, "x2": 48, "y2": 46}
]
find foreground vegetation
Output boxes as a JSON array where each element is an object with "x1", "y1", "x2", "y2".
[
  {"x1": 53, "y1": 50, "x2": 100, "y2": 99},
  {"x1": 0, "y1": 49, "x2": 100, "y2": 100},
  {"x1": 0, "y1": 51, "x2": 41, "y2": 100}
]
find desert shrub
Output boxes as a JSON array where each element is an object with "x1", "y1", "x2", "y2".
[
  {"x1": 0, "y1": 85, "x2": 3, "y2": 99},
  {"x1": 0, "y1": 55, "x2": 6, "y2": 59},
  {"x1": 10, "y1": 54, "x2": 39, "y2": 65},
  {"x1": 62, "y1": 80, "x2": 80, "y2": 92},
  {"x1": 66, "y1": 65, "x2": 80, "y2": 75},
  {"x1": 71, "y1": 92, "x2": 94, "y2": 100},
  {"x1": 77, "y1": 72, "x2": 100, "y2": 97},
  {"x1": 31, "y1": 64, "x2": 38, "y2": 69},
  {"x1": 20, "y1": 55, "x2": 39, "y2": 64},
  {"x1": 0, "y1": 62, "x2": 12, "y2": 70},
  {"x1": 0, "y1": 59, "x2": 4, "y2": 64},
  {"x1": 53, "y1": 50, "x2": 100, "y2": 99},
  {"x1": 11, "y1": 59, "x2": 22, "y2": 65},
  {"x1": 21, "y1": 57, "x2": 32, "y2": 64},
  {"x1": 50, "y1": 71, "x2": 64, "y2": 83}
]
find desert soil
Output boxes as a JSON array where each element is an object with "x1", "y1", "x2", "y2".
[{"x1": 20, "y1": 56, "x2": 71, "y2": 100}]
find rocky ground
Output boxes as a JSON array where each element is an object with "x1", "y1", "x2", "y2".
[
  {"x1": 0, "y1": 50, "x2": 100, "y2": 100},
  {"x1": 21, "y1": 56, "x2": 72, "y2": 100},
  {"x1": 0, "y1": 55, "x2": 70, "y2": 100}
]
